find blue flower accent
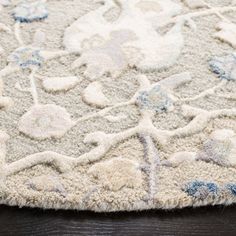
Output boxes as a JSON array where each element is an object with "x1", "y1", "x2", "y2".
[
  {"x1": 183, "y1": 181, "x2": 218, "y2": 199},
  {"x1": 8, "y1": 47, "x2": 44, "y2": 68},
  {"x1": 136, "y1": 85, "x2": 172, "y2": 113},
  {"x1": 226, "y1": 184, "x2": 236, "y2": 196},
  {"x1": 13, "y1": 0, "x2": 48, "y2": 23},
  {"x1": 209, "y1": 53, "x2": 236, "y2": 81}
]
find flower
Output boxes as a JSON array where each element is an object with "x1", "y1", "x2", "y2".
[
  {"x1": 197, "y1": 139, "x2": 232, "y2": 166},
  {"x1": 8, "y1": 47, "x2": 43, "y2": 68},
  {"x1": 25, "y1": 175, "x2": 67, "y2": 197},
  {"x1": 183, "y1": 181, "x2": 218, "y2": 200},
  {"x1": 13, "y1": 0, "x2": 48, "y2": 23},
  {"x1": 226, "y1": 184, "x2": 236, "y2": 196},
  {"x1": 209, "y1": 53, "x2": 236, "y2": 81},
  {"x1": 19, "y1": 104, "x2": 75, "y2": 140},
  {"x1": 88, "y1": 157, "x2": 143, "y2": 191},
  {"x1": 197, "y1": 129, "x2": 236, "y2": 167},
  {"x1": 136, "y1": 85, "x2": 172, "y2": 113},
  {"x1": 71, "y1": 30, "x2": 137, "y2": 80}
]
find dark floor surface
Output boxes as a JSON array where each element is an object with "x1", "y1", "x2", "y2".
[{"x1": 0, "y1": 204, "x2": 235, "y2": 236}]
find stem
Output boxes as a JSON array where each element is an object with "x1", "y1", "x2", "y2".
[
  {"x1": 180, "y1": 80, "x2": 226, "y2": 102},
  {"x1": 74, "y1": 100, "x2": 134, "y2": 124},
  {"x1": 74, "y1": 74, "x2": 150, "y2": 125},
  {"x1": 140, "y1": 135, "x2": 160, "y2": 205},
  {"x1": 14, "y1": 22, "x2": 24, "y2": 46},
  {"x1": 29, "y1": 69, "x2": 39, "y2": 104}
]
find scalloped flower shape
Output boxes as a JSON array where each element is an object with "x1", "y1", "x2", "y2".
[
  {"x1": 197, "y1": 139, "x2": 232, "y2": 166},
  {"x1": 183, "y1": 181, "x2": 218, "y2": 200},
  {"x1": 209, "y1": 53, "x2": 236, "y2": 81},
  {"x1": 19, "y1": 104, "x2": 75, "y2": 140},
  {"x1": 197, "y1": 129, "x2": 236, "y2": 167},
  {"x1": 64, "y1": 0, "x2": 184, "y2": 80},
  {"x1": 136, "y1": 85, "x2": 173, "y2": 113},
  {"x1": 88, "y1": 157, "x2": 143, "y2": 192},
  {"x1": 13, "y1": 0, "x2": 48, "y2": 23},
  {"x1": 71, "y1": 30, "x2": 139, "y2": 80},
  {"x1": 8, "y1": 47, "x2": 44, "y2": 68},
  {"x1": 26, "y1": 175, "x2": 67, "y2": 197}
]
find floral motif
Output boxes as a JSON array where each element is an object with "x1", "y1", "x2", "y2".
[
  {"x1": 0, "y1": 0, "x2": 236, "y2": 212},
  {"x1": 64, "y1": 0, "x2": 184, "y2": 80},
  {"x1": 226, "y1": 184, "x2": 236, "y2": 196},
  {"x1": 136, "y1": 85, "x2": 173, "y2": 113},
  {"x1": 81, "y1": 34, "x2": 105, "y2": 51},
  {"x1": 19, "y1": 104, "x2": 75, "y2": 140},
  {"x1": 197, "y1": 139, "x2": 232, "y2": 166},
  {"x1": 209, "y1": 53, "x2": 236, "y2": 81},
  {"x1": 13, "y1": 0, "x2": 48, "y2": 23},
  {"x1": 8, "y1": 47, "x2": 43, "y2": 68},
  {"x1": 197, "y1": 129, "x2": 236, "y2": 167},
  {"x1": 26, "y1": 175, "x2": 67, "y2": 197},
  {"x1": 71, "y1": 30, "x2": 138, "y2": 80},
  {"x1": 183, "y1": 181, "x2": 218, "y2": 199},
  {"x1": 88, "y1": 157, "x2": 143, "y2": 191}
]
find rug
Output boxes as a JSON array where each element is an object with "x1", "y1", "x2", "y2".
[{"x1": 0, "y1": 0, "x2": 236, "y2": 212}]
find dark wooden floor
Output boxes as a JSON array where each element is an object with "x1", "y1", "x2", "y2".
[{"x1": 0, "y1": 204, "x2": 235, "y2": 236}]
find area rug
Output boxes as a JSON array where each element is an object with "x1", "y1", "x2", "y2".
[{"x1": 0, "y1": 0, "x2": 236, "y2": 212}]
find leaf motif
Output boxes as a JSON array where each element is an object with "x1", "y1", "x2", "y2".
[
  {"x1": 215, "y1": 21, "x2": 236, "y2": 48},
  {"x1": 42, "y1": 76, "x2": 79, "y2": 92},
  {"x1": 82, "y1": 81, "x2": 110, "y2": 108}
]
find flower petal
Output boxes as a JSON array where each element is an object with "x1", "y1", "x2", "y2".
[{"x1": 19, "y1": 104, "x2": 74, "y2": 140}]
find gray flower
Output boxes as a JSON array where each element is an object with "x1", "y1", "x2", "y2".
[
  {"x1": 209, "y1": 53, "x2": 236, "y2": 81},
  {"x1": 197, "y1": 139, "x2": 232, "y2": 166},
  {"x1": 183, "y1": 181, "x2": 218, "y2": 200},
  {"x1": 8, "y1": 47, "x2": 43, "y2": 68},
  {"x1": 197, "y1": 129, "x2": 236, "y2": 167},
  {"x1": 19, "y1": 104, "x2": 75, "y2": 140},
  {"x1": 13, "y1": 0, "x2": 48, "y2": 23},
  {"x1": 136, "y1": 85, "x2": 172, "y2": 113}
]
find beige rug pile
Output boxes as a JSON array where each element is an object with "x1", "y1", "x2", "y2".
[{"x1": 0, "y1": 0, "x2": 236, "y2": 212}]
